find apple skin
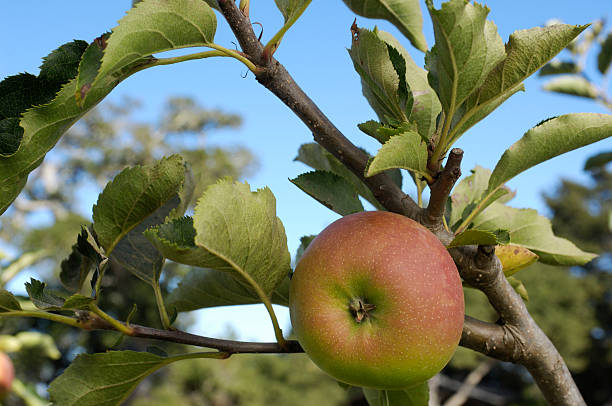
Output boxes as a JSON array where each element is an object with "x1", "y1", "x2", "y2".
[
  {"x1": 0, "y1": 352, "x2": 14, "y2": 397},
  {"x1": 289, "y1": 211, "x2": 464, "y2": 389}
]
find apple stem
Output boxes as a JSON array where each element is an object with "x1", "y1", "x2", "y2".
[{"x1": 349, "y1": 298, "x2": 376, "y2": 323}]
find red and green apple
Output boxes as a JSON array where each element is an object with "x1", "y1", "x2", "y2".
[{"x1": 289, "y1": 211, "x2": 464, "y2": 389}]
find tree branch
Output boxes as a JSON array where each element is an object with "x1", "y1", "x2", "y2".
[
  {"x1": 423, "y1": 148, "x2": 463, "y2": 241},
  {"x1": 83, "y1": 313, "x2": 304, "y2": 354},
  {"x1": 460, "y1": 316, "x2": 518, "y2": 362},
  {"x1": 451, "y1": 245, "x2": 586, "y2": 405},
  {"x1": 129, "y1": 324, "x2": 303, "y2": 354},
  {"x1": 443, "y1": 358, "x2": 497, "y2": 406},
  {"x1": 216, "y1": 0, "x2": 421, "y2": 219}
]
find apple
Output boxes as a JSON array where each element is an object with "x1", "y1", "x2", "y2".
[
  {"x1": 0, "y1": 352, "x2": 14, "y2": 397},
  {"x1": 289, "y1": 211, "x2": 464, "y2": 389}
]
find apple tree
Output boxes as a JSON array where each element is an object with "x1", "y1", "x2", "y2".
[{"x1": 0, "y1": 0, "x2": 611, "y2": 405}]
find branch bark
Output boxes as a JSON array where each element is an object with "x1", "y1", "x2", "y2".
[
  {"x1": 452, "y1": 245, "x2": 586, "y2": 405},
  {"x1": 423, "y1": 148, "x2": 463, "y2": 242},
  {"x1": 217, "y1": 0, "x2": 421, "y2": 220},
  {"x1": 215, "y1": 2, "x2": 585, "y2": 404},
  {"x1": 83, "y1": 313, "x2": 304, "y2": 354}
]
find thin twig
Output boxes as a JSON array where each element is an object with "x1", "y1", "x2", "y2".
[
  {"x1": 82, "y1": 312, "x2": 302, "y2": 354},
  {"x1": 443, "y1": 358, "x2": 497, "y2": 406}
]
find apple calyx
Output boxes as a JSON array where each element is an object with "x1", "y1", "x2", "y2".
[{"x1": 349, "y1": 297, "x2": 376, "y2": 323}]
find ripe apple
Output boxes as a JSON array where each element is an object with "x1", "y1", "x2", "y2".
[
  {"x1": 0, "y1": 352, "x2": 14, "y2": 397},
  {"x1": 289, "y1": 211, "x2": 464, "y2": 389}
]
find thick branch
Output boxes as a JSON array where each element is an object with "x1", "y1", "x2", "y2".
[
  {"x1": 451, "y1": 245, "x2": 586, "y2": 406},
  {"x1": 217, "y1": 0, "x2": 421, "y2": 219},
  {"x1": 460, "y1": 316, "x2": 518, "y2": 362}
]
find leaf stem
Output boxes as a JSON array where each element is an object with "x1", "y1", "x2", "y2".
[
  {"x1": 93, "y1": 258, "x2": 109, "y2": 298},
  {"x1": 201, "y1": 245, "x2": 287, "y2": 348},
  {"x1": 429, "y1": 19, "x2": 458, "y2": 170},
  {"x1": 152, "y1": 282, "x2": 172, "y2": 330},
  {"x1": 0, "y1": 310, "x2": 81, "y2": 328},
  {"x1": 11, "y1": 379, "x2": 48, "y2": 406},
  {"x1": 237, "y1": 271, "x2": 287, "y2": 348},
  {"x1": 139, "y1": 47, "x2": 258, "y2": 74},
  {"x1": 161, "y1": 351, "x2": 230, "y2": 365},
  {"x1": 204, "y1": 43, "x2": 258, "y2": 72},
  {"x1": 151, "y1": 50, "x2": 229, "y2": 67},
  {"x1": 455, "y1": 185, "x2": 501, "y2": 234},
  {"x1": 89, "y1": 303, "x2": 134, "y2": 336},
  {"x1": 263, "y1": 2, "x2": 311, "y2": 58}
]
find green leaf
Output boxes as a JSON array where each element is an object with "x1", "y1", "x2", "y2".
[
  {"x1": 542, "y1": 75, "x2": 599, "y2": 99},
  {"x1": 84, "y1": 0, "x2": 216, "y2": 104},
  {"x1": 472, "y1": 203, "x2": 597, "y2": 265},
  {"x1": 449, "y1": 166, "x2": 491, "y2": 229},
  {"x1": 147, "y1": 180, "x2": 291, "y2": 297},
  {"x1": 290, "y1": 171, "x2": 364, "y2": 216},
  {"x1": 202, "y1": 0, "x2": 220, "y2": 11},
  {"x1": 478, "y1": 24, "x2": 588, "y2": 103},
  {"x1": 453, "y1": 24, "x2": 587, "y2": 139},
  {"x1": 449, "y1": 166, "x2": 514, "y2": 231},
  {"x1": 538, "y1": 60, "x2": 579, "y2": 76},
  {"x1": 450, "y1": 83, "x2": 524, "y2": 140},
  {"x1": 349, "y1": 28, "x2": 412, "y2": 124},
  {"x1": 93, "y1": 155, "x2": 187, "y2": 255},
  {"x1": 62, "y1": 294, "x2": 95, "y2": 310},
  {"x1": 365, "y1": 130, "x2": 428, "y2": 179},
  {"x1": 110, "y1": 160, "x2": 193, "y2": 286},
  {"x1": 342, "y1": 0, "x2": 427, "y2": 52},
  {"x1": 0, "y1": 41, "x2": 88, "y2": 158},
  {"x1": 584, "y1": 151, "x2": 612, "y2": 171},
  {"x1": 275, "y1": 0, "x2": 312, "y2": 23},
  {"x1": 507, "y1": 276, "x2": 529, "y2": 301},
  {"x1": 448, "y1": 229, "x2": 510, "y2": 248},
  {"x1": 358, "y1": 120, "x2": 384, "y2": 143},
  {"x1": 0, "y1": 118, "x2": 24, "y2": 157},
  {"x1": 349, "y1": 28, "x2": 440, "y2": 140},
  {"x1": 0, "y1": 60, "x2": 151, "y2": 216},
  {"x1": 425, "y1": 0, "x2": 505, "y2": 114},
  {"x1": 363, "y1": 382, "x2": 429, "y2": 406},
  {"x1": 167, "y1": 268, "x2": 290, "y2": 311},
  {"x1": 387, "y1": 44, "x2": 411, "y2": 114},
  {"x1": 295, "y1": 143, "x2": 386, "y2": 210},
  {"x1": 60, "y1": 245, "x2": 99, "y2": 292},
  {"x1": 0, "y1": 290, "x2": 22, "y2": 311},
  {"x1": 377, "y1": 31, "x2": 441, "y2": 140},
  {"x1": 60, "y1": 227, "x2": 105, "y2": 293},
  {"x1": 0, "y1": 74, "x2": 54, "y2": 120},
  {"x1": 75, "y1": 34, "x2": 110, "y2": 104},
  {"x1": 39, "y1": 40, "x2": 89, "y2": 84},
  {"x1": 24, "y1": 278, "x2": 65, "y2": 310},
  {"x1": 487, "y1": 113, "x2": 612, "y2": 195},
  {"x1": 48, "y1": 350, "x2": 171, "y2": 406},
  {"x1": 597, "y1": 31, "x2": 612, "y2": 74}
]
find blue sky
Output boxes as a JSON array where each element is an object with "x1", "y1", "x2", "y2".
[{"x1": 1, "y1": 1, "x2": 610, "y2": 341}]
